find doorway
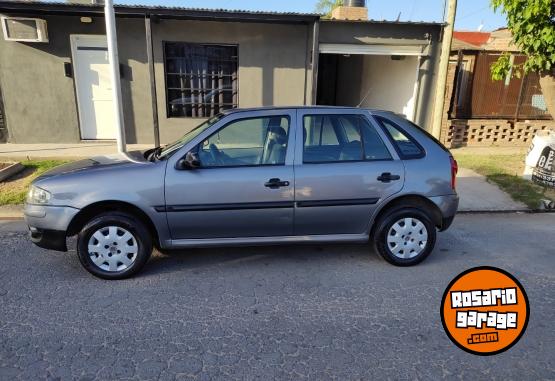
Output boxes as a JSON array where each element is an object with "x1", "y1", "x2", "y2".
[
  {"x1": 316, "y1": 51, "x2": 420, "y2": 121},
  {"x1": 70, "y1": 35, "x2": 116, "y2": 140}
]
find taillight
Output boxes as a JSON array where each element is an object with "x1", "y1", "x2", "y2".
[{"x1": 450, "y1": 156, "x2": 458, "y2": 190}]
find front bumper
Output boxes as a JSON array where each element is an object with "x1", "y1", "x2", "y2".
[
  {"x1": 24, "y1": 204, "x2": 80, "y2": 252},
  {"x1": 29, "y1": 227, "x2": 68, "y2": 252}
]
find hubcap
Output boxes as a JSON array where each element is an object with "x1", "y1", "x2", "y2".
[
  {"x1": 87, "y1": 226, "x2": 138, "y2": 272},
  {"x1": 386, "y1": 217, "x2": 428, "y2": 259}
]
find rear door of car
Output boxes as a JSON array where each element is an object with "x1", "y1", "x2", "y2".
[{"x1": 293, "y1": 109, "x2": 405, "y2": 235}]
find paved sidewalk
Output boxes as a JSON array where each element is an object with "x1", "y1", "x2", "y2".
[
  {"x1": 0, "y1": 143, "x2": 152, "y2": 160},
  {"x1": 457, "y1": 167, "x2": 528, "y2": 212}
]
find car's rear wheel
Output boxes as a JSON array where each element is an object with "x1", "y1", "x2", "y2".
[
  {"x1": 76, "y1": 212, "x2": 152, "y2": 279},
  {"x1": 373, "y1": 207, "x2": 436, "y2": 266}
]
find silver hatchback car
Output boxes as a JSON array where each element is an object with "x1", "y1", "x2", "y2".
[{"x1": 25, "y1": 107, "x2": 459, "y2": 279}]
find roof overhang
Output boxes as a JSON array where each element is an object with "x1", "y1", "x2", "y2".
[{"x1": 319, "y1": 43, "x2": 428, "y2": 56}]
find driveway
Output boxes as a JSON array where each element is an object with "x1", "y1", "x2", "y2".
[{"x1": 0, "y1": 213, "x2": 554, "y2": 380}]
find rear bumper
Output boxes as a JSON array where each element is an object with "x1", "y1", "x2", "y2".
[
  {"x1": 29, "y1": 227, "x2": 67, "y2": 252},
  {"x1": 429, "y1": 194, "x2": 459, "y2": 231},
  {"x1": 440, "y1": 214, "x2": 456, "y2": 231}
]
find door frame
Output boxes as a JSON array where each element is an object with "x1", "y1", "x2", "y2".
[
  {"x1": 293, "y1": 108, "x2": 401, "y2": 166},
  {"x1": 164, "y1": 109, "x2": 298, "y2": 240},
  {"x1": 70, "y1": 34, "x2": 112, "y2": 141}
]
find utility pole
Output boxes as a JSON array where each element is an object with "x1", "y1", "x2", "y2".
[
  {"x1": 104, "y1": 0, "x2": 127, "y2": 154},
  {"x1": 431, "y1": 0, "x2": 457, "y2": 139}
]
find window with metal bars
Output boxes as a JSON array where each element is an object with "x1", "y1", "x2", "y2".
[{"x1": 164, "y1": 42, "x2": 238, "y2": 118}]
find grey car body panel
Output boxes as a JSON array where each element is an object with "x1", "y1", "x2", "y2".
[
  {"x1": 24, "y1": 204, "x2": 80, "y2": 232},
  {"x1": 170, "y1": 233, "x2": 369, "y2": 248},
  {"x1": 293, "y1": 108, "x2": 405, "y2": 235},
  {"x1": 24, "y1": 106, "x2": 458, "y2": 251},
  {"x1": 27, "y1": 153, "x2": 171, "y2": 245},
  {"x1": 164, "y1": 109, "x2": 297, "y2": 240}
]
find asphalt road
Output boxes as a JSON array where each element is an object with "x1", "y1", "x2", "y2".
[{"x1": 0, "y1": 213, "x2": 554, "y2": 380}]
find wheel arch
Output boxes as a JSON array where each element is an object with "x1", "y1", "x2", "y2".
[
  {"x1": 67, "y1": 201, "x2": 161, "y2": 248},
  {"x1": 369, "y1": 194, "x2": 443, "y2": 237}
]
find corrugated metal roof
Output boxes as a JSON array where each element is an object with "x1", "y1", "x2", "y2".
[
  {"x1": 0, "y1": 1, "x2": 444, "y2": 26},
  {"x1": 0, "y1": 0, "x2": 320, "y2": 21},
  {"x1": 453, "y1": 31, "x2": 490, "y2": 47},
  {"x1": 322, "y1": 18, "x2": 444, "y2": 26},
  {"x1": 0, "y1": 0, "x2": 319, "y2": 18}
]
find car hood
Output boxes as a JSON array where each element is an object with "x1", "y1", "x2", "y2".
[{"x1": 35, "y1": 150, "x2": 149, "y2": 182}]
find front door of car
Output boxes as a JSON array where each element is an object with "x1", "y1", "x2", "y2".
[
  {"x1": 165, "y1": 110, "x2": 296, "y2": 240},
  {"x1": 294, "y1": 109, "x2": 405, "y2": 235}
]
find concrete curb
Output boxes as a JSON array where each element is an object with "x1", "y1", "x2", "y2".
[
  {"x1": 0, "y1": 205, "x2": 24, "y2": 221},
  {"x1": 458, "y1": 209, "x2": 555, "y2": 214},
  {"x1": 0, "y1": 162, "x2": 24, "y2": 182}
]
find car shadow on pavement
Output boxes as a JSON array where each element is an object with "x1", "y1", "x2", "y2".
[
  {"x1": 138, "y1": 243, "x2": 383, "y2": 278},
  {"x1": 65, "y1": 235, "x2": 455, "y2": 280}
]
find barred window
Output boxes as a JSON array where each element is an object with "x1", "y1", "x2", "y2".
[{"x1": 164, "y1": 42, "x2": 238, "y2": 118}]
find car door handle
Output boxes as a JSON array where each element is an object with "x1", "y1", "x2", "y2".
[
  {"x1": 264, "y1": 178, "x2": 290, "y2": 189},
  {"x1": 377, "y1": 172, "x2": 401, "y2": 183}
]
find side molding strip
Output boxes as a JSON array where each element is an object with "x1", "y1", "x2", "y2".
[
  {"x1": 155, "y1": 201, "x2": 294, "y2": 213},
  {"x1": 155, "y1": 198, "x2": 379, "y2": 213},
  {"x1": 296, "y1": 198, "x2": 379, "y2": 208}
]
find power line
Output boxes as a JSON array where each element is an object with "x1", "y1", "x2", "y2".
[{"x1": 457, "y1": 5, "x2": 489, "y2": 21}]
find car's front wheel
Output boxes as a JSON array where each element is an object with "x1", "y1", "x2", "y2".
[
  {"x1": 76, "y1": 212, "x2": 152, "y2": 279},
  {"x1": 373, "y1": 207, "x2": 436, "y2": 266}
]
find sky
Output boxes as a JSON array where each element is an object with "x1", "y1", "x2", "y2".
[{"x1": 114, "y1": 0, "x2": 508, "y2": 31}]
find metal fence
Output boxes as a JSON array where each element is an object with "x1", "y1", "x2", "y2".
[{"x1": 451, "y1": 52, "x2": 551, "y2": 120}]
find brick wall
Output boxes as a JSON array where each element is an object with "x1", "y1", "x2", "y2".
[
  {"x1": 330, "y1": 6, "x2": 368, "y2": 21},
  {"x1": 441, "y1": 119, "x2": 555, "y2": 148}
]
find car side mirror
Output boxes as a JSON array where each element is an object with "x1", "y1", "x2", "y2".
[{"x1": 177, "y1": 151, "x2": 201, "y2": 170}]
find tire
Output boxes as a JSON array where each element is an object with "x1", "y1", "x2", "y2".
[
  {"x1": 76, "y1": 212, "x2": 153, "y2": 279},
  {"x1": 372, "y1": 207, "x2": 436, "y2": 266}
]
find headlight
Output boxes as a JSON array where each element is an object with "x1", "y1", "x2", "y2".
[{"x1": 26, "y1": 186, "x2": 52, "y2": 205}]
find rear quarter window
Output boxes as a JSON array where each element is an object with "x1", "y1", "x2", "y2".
[{"x1": 375, "y1": 116, "x2": 425, "y2": 159}]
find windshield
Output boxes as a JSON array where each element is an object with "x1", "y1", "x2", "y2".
[{"x1": 157, "y1": 114, "x2": 223, "y2": 159}]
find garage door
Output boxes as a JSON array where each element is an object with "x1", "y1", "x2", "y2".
[{"x1": 319, "y1": 43, "x2": 427, "y2": 56}]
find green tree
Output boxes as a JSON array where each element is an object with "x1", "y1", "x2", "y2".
[
  {"x1": 490, "y1": 0, "x2": 555, "y2": 115},
  {"x1": 315, "y1": 0, "x2": 344, "y2": 18}
]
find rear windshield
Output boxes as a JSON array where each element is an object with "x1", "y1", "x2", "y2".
[
  {"x1": 406, "y1": 122, "x2": 451, "y2": 154},
  {"x1": 375, "y1": 116, "x2": 425, "y2": 159}
]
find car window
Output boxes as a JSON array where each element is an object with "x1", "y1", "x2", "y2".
[
  {"x1": 197, "y1": 116, "x2": 289, "y2": 167},
  {"x1": 304, "y1": 115, "x2": 339, "y2": 146},
  {"x1": 303, "y1": 114, "x2": 391, "y2": 163},
  {"x1": 338, "y1": 116, "x2": 361, "y2": 143},
  {"x1": 376, "y1": 116, "x2": 425, "y2": 159},
  {"x1": 158, "y1": 114, "x2": 223, "y2": 159}
]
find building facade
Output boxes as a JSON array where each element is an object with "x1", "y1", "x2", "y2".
[
  {"x1": 0, "y1": 1, "x2": 443, "y2": 145},
  {"x1": 441, "y1": 29, "x2": 554, "y2": 148}
]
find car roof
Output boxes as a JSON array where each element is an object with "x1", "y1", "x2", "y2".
[{"x1": 221, "y1": 106, "x2": 391, "y2": 115}]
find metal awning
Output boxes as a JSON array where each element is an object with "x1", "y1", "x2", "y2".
[{"x1": 319, "y1": 43, "x2": 428, "y2": 56}]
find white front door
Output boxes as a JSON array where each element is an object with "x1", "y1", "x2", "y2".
[{"x1": 71, "y1": 35, "x2": 116, "y2": 140}]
